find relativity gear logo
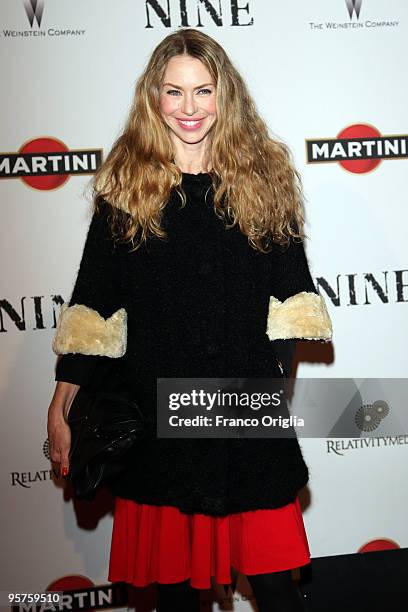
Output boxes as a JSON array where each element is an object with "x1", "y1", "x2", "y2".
[
  {"x1": 355, "y1": 400, "x2": 389, "y2": 432},
  {"x1": 306, "y1": 123, "x2": 408, "y2": 174},
  {"x1": 24, "y1": 0, "x2": 44, "y2": 28},
  {"x1": 0, "y1": 137, "x2": 102, "y2": 190},
  {"x1": 345, "y1": 0, "x2": 362, "y2": 20}
]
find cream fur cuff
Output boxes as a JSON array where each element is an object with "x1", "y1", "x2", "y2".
[
  {"x1": 266, "y1": 291, "x2": 332, "y2": 341},
  {"x1": 52, "y1": 303, "x2": 127, "y2": 358}
]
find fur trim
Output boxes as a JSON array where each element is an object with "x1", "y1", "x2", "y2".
[
  {"x1": 266, "y1": 291, "x2": 332, "y2": 341},
  {"x1": 52, "y1": 303, "x2": 127, "y2": 358}
]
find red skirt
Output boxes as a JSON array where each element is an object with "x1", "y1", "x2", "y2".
[{"x1": 108, "y1": 496, "x2": 310, "y2": 590}]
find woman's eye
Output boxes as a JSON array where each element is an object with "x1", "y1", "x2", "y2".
[{"x1": 164, "y1": 88, "x2": 213, "y2": 96}]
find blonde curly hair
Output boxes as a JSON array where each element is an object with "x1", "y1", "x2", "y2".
[{"x1": 92, "y1": 28, "x2": 305, "y2": 252}]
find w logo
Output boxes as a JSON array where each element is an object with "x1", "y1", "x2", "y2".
[
  {"x1": 24, "y1": 0, "x2": 44, "y2": 28},
  {"x1": 345, "y1": 0, "x2": 362, "y2": 20}
]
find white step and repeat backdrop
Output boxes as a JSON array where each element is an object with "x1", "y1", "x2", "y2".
[{"x1": 1, "y1": 1, "x2": 407, "y2": 610}]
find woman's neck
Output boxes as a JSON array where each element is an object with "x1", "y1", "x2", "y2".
[
  {"x1": 173, "y1": 158, "x2": 212, "y2": 174},
  {"x1": 171, "y1": 142, "x2": 212, "y2": 174}
]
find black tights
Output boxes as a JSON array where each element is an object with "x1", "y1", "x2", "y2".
[
  {"x1": 246, "y1": 569, "x2": 305, "y2": 612},
  {"x1": 156, "y1": 570, "x2": 304, "y2": 612},
  {"x1": 156, "y1": 579, "x2": 200, "y2": 611}
]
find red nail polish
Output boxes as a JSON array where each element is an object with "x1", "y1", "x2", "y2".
[{"x1": 61, "y1": 466, "x2": 68, "y2": 477}]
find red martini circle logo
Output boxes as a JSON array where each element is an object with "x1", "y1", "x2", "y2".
[
  {"x1": 48, "y1": 576, "x2": 94, "y2": 591},
  {"x1": 20, "y1": 137, "x2": 69, "y2": 190},
  {"x1": 358, "y1": 538, "x2": 400, "y2": 553},
  {"x1": 336, "y1": 124, "x2": 381, "y2": 173},
  {"x1": 306, "y1": 123, "x2": 408, "y2": 174},
  {"x1": 46, "y1": 575, "x2": 127, "y2": 610},
  {"x1": 0, "y1": 137, "x2": 102, "y2": 191}
]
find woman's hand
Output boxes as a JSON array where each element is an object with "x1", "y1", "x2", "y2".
[{"x1": 47, "y1": 381, "x2": 80, "y2": 477}]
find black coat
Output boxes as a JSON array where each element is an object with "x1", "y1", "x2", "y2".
[{"x1": 53, "y1": 172, "x2": 332, "y2": 516}]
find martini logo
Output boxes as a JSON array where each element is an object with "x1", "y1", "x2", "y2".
[
  {"x1": 345, "y1": 0, "x2": 362, "y2": 20},
  {"x1": 10, "y1": 576, "x2": 128, "y2": 611},
  {"x1": 0, "y1": 137, "x2": 102, "y2": 190},
  {"x1": 24, "y1": 0, "x2": 44, "y2": 27},
  {"x1": 306, "y1": 124, "x2": 408, "y2": 174},
  {"x1": 45, "y1": 577, "x2": 127, "y2": 611}
]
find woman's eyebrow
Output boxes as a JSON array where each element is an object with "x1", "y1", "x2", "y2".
[{"x1": 162, "y1": 82, "x2": 214, "y2": 89}]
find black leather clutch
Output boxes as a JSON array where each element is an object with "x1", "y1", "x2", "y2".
[{"x1": 66, "y1": 383, "x2": 145, "y2": 501}]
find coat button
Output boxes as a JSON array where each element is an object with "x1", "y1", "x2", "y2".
[
  {"x1": 206, "y1": 343, "x2": 218, "y2": 355},
  {"x1": 199, "y1": 262, "x2": 212, "y2": 275}
]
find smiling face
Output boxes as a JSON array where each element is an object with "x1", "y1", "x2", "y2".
[{"x1": 159, "y1": 54, "x2": 217, "y2": 150}]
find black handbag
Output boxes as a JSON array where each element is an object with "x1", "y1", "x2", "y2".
[{"x1": 66, "y1": 372, "x2": 146, "y2": 501}]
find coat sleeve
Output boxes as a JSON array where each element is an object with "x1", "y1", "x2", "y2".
[
  {"x1": 266, "y1": 234, "x2": 332, "y2": 342},
  {"x1": 52, "y1": 200, "x2": 127, "y2": 386}
]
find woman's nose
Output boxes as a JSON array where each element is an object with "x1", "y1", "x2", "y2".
[{"x1": 180, "y1": 93, "x2": 197, "y2": 116}]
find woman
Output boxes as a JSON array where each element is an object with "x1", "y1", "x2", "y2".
[{"x1": 47, "y1": 28, "x2": 332, "y2": 612}]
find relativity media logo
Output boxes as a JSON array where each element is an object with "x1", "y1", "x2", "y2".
[
  {"x1": 309, "y1": 0, "x2": 400, "y2": 30},
  {"x1": 1, "y1": 0, "x2": 86, "y2": 38},
  {"x1": 327, "y1": 436, "x2": 408, "y2": 456}
]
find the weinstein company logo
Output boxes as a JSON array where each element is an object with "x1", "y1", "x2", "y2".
[
  {"x1": 345, "y1": 0, "x2": 362, "y2": 20},
  {"x1": 309, "y1": 0, "x2": 399, "y2": 30},
  {"x1": 306, "y1": 124, "x2": 408, "y2": 174},
  {"x1": 1, "y1": 1, "x2": 85, "y2": 38},
  {"x1": 0, "y1": 137, "x2": 102, "y2": 190},
  {"x1": 24, "y1": 0, "x2": 44, "y2": 28}
]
